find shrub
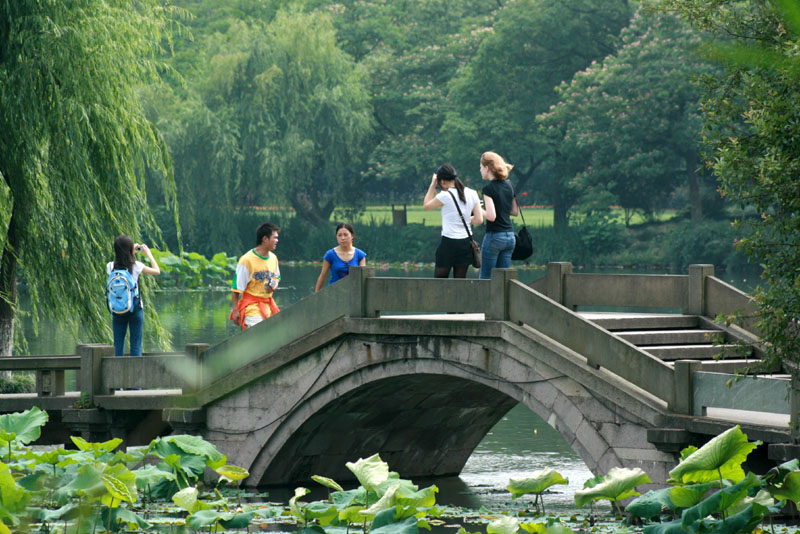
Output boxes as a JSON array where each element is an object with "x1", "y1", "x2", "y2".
[
  {"x1": 664, "y1": 220, "x2": 744, "y2": 271},
  {"x1": 0, "y1": 372, "x2": 35, "y2": 394}
]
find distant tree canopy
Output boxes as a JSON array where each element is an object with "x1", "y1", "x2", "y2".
[
  {"x1": 0, "y1": 0, "x2": 179, "y2": 355},
  {"x1": 442, "y1": 0, "x2": 633, "y2": 231},
  {"x1": 537, "y1": 9, "x2": 715, "y2": 226}
]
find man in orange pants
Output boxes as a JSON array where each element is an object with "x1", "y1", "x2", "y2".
[{"x1": 230, "y1": 222, "x2": 281, "y2": 330}]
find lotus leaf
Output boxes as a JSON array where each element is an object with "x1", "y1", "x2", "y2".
[
  {"x1": 132, "y1": 465, "x2": 177, "y2": 489},
  {"x1": 155, "y1": 435, "x2": 225, "y2": 463},
  {"x1": 313, "y1": 474, "x2": 344, "y2": 491},
  {"x1": 361, "y1": 484, "x2": 399, "y2": 518},
  {"x1": 346, "y1": 453, "x2": 390, "y2": 492},
  {"x1": 770, "y1": 469, "x2": 800, "y2": 504},
  {"x1": 642, "y1": 518, "x2": 690, "y2": 534},
  {"x1": 215, "y1": 464, "x2": 249, "y2": 482},
  {"x1": 0, "y1": 463, "x2": 27, "y2": 522},
  {"x1": 0, "y1": 407, "x2": 48, "y2": 446},
  {"x1": 340, "y1": 505, "x2": 368, "y2": 523},
  {"x1": 626, "y1": 487, "x2": 675, "y2": 519},
  {"x1": 396, "y1": 484, "x2": 439, "y2": 516},
  {"x1": 508, "y1": 469, "x2": 569, "y2": 499},
  {"x1": 520, "y1": 523, "x2": 548, "y2": 534},
  {"x1": 680, "y1": 472, "x2": 761, "y2": 526},
  {"x1": 574, "y1": 467, "x2": 651, "y2": 508},
  {"x1": 332, "y1": 487, "x2": 367, "y2": 509},
  {"x1": 172, "y1": 486, "x2": 207, "y2": 514},
  {"x1": 100, "y1": 507, "x2": 152, "y2": 532},
  {"x1": 371, "y1": 515, "x2": 420, "y2": 534},
  {"x1": 100, "y1": 463, "x2": 137, "y2": 506},
  {"x1": 290, "y1": 487, "x2": 311, "y2": 520},
  {"x1": 0, "y1": 521, "x2": 9, "y2": 534},
  {"x1": 303, "y1": 501, "x2": 339, "y2": 525},
  {"x1": 187, "y1": 509, "x2": 254, "y2": 529},
  {"x1": 372, "y1": 506, "x2": 399, "y2": 529},
  {"x1": 487, "y1": 515, "x2": 520, "y2": 534},
  {"x1": 71, "y1": 436, "x2": 123, "y2": 455},
  {"x1": 668, "y1": 426, "x2": 759, "y2": 484},
  {"x1": 668, "y1": 482, "x2": 718, "y2": 509}
]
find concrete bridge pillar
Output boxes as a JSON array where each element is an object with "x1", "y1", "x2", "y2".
[
  {"x1": 687, "y1": 264, "x2": 714, "y2": 315},
  {"x1": 78, "y1": 344, "x2": 114, "y2": 405},
  {"x1": 487, "y1": 269, "x2": 517, "y2": 320},
  {"x1": 544, "y1": 262, "x2": 573, "y2": 304}
]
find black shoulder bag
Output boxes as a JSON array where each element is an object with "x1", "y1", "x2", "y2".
[
  {"x1": 447, "y1": 190, "x2": 481, "y2": 268},
  {"x1": 510, "y1": 185, "x2": 534, "y2": 261}
]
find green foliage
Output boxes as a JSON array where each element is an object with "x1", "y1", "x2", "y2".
[
  {"x1": 0, "y1": 372, "x2": 34, "y2": 394},
  {"x1": 574, "y1": 467, "x2": 651, "y2": 509},
  {"x1": 0, "y1": 0, "x2": 180, "y2": 353},
  {"x1": 655, "y1": 0, "x2": 800, "y2": 382},
  {"x1": 537, "y1": 8, "x2": 713, "y2": 224},
  {"x1": 664, "y1": 220, "x2": 742, "y2": 271},
  {"x1": 668, "y1": 426, "x2": 760, "y2": 485},
  {"x1": 508, "y1": 468, "x2": 569, "y2": 514},
  {"x1": 444, "y1": 0, "x2": 632, "y2": 231}
]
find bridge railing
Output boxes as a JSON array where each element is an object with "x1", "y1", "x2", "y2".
[
  {"x1": 506, "y1": 278, "x2": 679, "y2": 409},
  {"x1": 532, "y1": 263, "x2": 757, "y2": 326}
]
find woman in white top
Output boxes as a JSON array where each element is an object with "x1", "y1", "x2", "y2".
[
  {"x1": 423, "y1": 163, "x2": 483, "y2": 278},
  {"x1": 106, "y1": 235, "x2": 160, "y2": 356}
]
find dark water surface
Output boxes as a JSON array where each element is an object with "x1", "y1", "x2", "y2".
[{"x1": 19, "y1": 264, "x2": 756, "y2": 512}]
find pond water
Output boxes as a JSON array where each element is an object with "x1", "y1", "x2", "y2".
[{"x1": 18, "y1": 264, "x2": 757, "y2": 513}]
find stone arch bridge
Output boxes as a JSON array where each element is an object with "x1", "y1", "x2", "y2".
[{"x1": 2, "y1": 264, "x2": 797, "y2": 487}]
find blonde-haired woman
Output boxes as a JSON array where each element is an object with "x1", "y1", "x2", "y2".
[{"x1": 479, "y1": 151, "x2": 519, "y2": 279}]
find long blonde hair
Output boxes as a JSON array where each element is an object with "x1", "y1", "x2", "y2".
[{"x1": 481, "y1": 151, "x2": 514, "y2": 180}]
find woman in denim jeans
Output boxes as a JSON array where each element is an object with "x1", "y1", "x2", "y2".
[
  {"x1": 479, "y1": 151, "x2": 519, "y2": 279},
  {"x1": 106, "y1": 236, "x2": 160, "y2": 356}
]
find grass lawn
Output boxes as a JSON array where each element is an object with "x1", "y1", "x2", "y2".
[
  {"x1": 251, "y1": 205, "x2": 678, "y2": 227},
  {"x1": 354, "y1": 205, "x2": 677, "y2": 227}
]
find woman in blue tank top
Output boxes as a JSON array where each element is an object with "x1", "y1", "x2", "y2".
[{"x1": 315, "y1": 223, "x2": 367, "y2": 292}]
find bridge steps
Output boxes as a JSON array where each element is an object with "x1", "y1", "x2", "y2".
[
  {"x1": 580, "y1": 312, "x2": 755, "y2": 364},
  {"x1": 640, "y1": 344, "x2": 750, "y2": 360}
]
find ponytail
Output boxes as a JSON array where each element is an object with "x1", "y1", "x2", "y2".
[{"x1": 454, "y1": 177, "x2": 466, "y2": 203}]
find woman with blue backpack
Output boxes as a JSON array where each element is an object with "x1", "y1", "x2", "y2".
[{"x1": 106, "y1": 235, "x2": 160, "y2": 356}]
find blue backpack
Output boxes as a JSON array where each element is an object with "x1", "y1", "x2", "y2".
[{"x1": 106, "y1": 269, "x2": 139, "y2": 314}]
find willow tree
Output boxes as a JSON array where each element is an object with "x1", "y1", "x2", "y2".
[
  {"x1": 0, "y1": 1, "x2": 179, "y2": 355},
  {"x1": 229, "y1": 9, "x2": 373, "y2": 226}
]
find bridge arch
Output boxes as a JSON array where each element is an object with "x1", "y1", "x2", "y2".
[{"x1": 203, "y1": 328, "x2": 675, "y2": 487}]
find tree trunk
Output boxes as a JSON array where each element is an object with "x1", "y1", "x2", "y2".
[
  {"x1": 553, "y1": 200, "x2": 569, "y2": 235},
  {"x1": 687, "y1": 151, "x2": 702, "y2": 221}
]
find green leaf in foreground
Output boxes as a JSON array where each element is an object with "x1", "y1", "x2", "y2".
[
  {"x1": 574, "y1": 467, "x2": 651, "y2": 508},
  {"x1": 626, "y1": 487, "x2": 675, "y2": 519},
  {"x1": 346, "y1": 453, "x2": 390, "y2": 492},
  {"x1": 0, "y1": 407, "x2": 48, "y2": 446},
  {"x1": 668, "y1": 426, "x2": 759, "y2": 484},
  {"x1": 508, "y1": 468, "x2": 568, "y2": 499},
  {"x1": 487, "y1": 515, "x2": 520, "y2": 534},
  {"x1": 312, "y1": 474, "x2": 344, "y2": 492}
]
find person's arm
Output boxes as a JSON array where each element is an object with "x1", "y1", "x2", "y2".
[
  {"x1": 484, "y1": 195, "x2": 497, "y2": 222},
  {"x1": 137, "y1": 244, "x2": 160, "y2": 275},
  {"x1": 231, "y1": 291, "x2": 241, "y2": 325},
  {"x1": 358, "y1": 257, "x2": 366, "y2": 266},
  {"x1": 511, "y1": 196, "x2": 520, "y2": 217},
  {"x1": 315, "y1": 260, "x2": 331, "y2": 292},
  {"x1": 423, "y1": 174, "x2": 444, "y2": 210},
  {"x1": 471, "y1": 194, "x2": 484, "y2": 225}
]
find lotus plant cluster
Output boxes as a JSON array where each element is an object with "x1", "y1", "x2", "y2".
[
  {"x1": 506, "y1": 425, "x2": 800, "y2": 534},
  {"x1": 0, "y1": 407, "x2": 252, "y2": 533}
]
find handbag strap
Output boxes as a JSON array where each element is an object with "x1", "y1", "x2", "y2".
[
  {"x1": 446, "y1": 190, "x2": 474, "y2": 240},
  {"x1": 509, "y1": 182, "x2": 528, "y2": 226}
]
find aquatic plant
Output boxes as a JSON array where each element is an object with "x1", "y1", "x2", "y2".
[{"x1": 508, "y1": 468, "x2": 569, "y2": 514}]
